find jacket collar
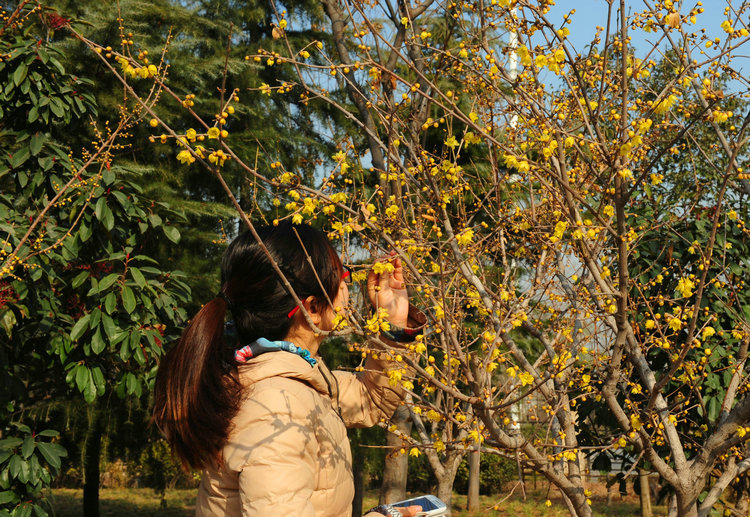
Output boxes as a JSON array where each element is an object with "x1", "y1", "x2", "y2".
[{"x1": 237, "y1": 350, "x2": 331, "y2": 397}]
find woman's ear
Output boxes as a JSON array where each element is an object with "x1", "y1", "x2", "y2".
[{"x1": 301, "y1": 296, "x2": 323, "y2": 326}]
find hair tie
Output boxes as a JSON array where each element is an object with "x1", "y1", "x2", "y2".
[{"x1": 216, "y1": 291, "x2": 234, "y2": 311}]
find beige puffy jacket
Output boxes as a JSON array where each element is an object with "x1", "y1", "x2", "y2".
[{"x1": 195, "y1": 349, "x2": 406, "y2": 517}]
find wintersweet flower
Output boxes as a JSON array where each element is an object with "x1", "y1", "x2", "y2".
[
  {"x1": 653, "y1": 94, "x2": 677, "y2": 115},
  {"x1": 456, "y1": 229, "x2": 474, "y2": 246},
  {"x1": 176, "y1": 150, "x2": 195, "y2": 165},
  {"x1": 676, "y1": 277, "x2": 695, "y2": 298},
  {"x1": 207, "y1": 127, "x2": 220, "y2": 139}
]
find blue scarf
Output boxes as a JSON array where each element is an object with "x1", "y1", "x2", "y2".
[{"x1": 234, "y1": 337, "x2": 317, "y2": 367}]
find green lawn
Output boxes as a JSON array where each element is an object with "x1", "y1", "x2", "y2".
[{"x1": 49, "y1": 486, "x2": 664, "y2": 517}]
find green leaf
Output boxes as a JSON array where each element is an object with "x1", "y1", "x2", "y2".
[
  {"x1": 49, "y1": 100, "x2": 64, "y2": 119},
  {"x1": 163, "y1": 225, "x2": 180, "y2": 244},
  {"x1": 18, "y1": 502, "x2": 33, "y2": 517},
  {"x1": 21, "y1": 435, "x2": 34, "y2": 459},
  {"x1": 148, "y1": 213, "x2": 162, "y2": 227},
  {"x1": 35, "y1": 442, "x2": 62, "y2": 471},
  {"x1": 91, "y1": 367, "x2": 105, "y2": 396},
  {"x1": 0, "y1": 437, "x2": 22, "y2": 449},
  {"x1": 34, "y1": 502, "x2": 49, "y2": 517},
  {"x1": 28, "y1": 104, "x2": 39, "y2": 123},
  {"x1": 13, "y1": 62, "x2": 28, "y2": 86},
  {"x1": 102, "y1": 167, "x2": 115, "y2": 185},
  {"x1": 91, "y1": 327, "x2": 105, "y2": 354},
  {"x1": 10, "y1": 146, "x2": 30, "y2": 169},
  {"x1": 130, "y1": 267, "x2": 146, "y2": 288},
  {"x1": 102, "y1": 205, "x2": 115, "y2": 231},
  {"x1": 75, "y1": 365, "x2": 90, "y2": 394},
  {"x1": 79, "y1": 222, "x2": 92, "y2": 242},
  {"x1": 35, "y1": 430, "x2": 58, "y2": 438},
  {"x1": 104, "y1": 292, "x2": 117, "y2": 314},
  {"x1": 94, "y1": 197, "x2": 106, "y2": 220},
  {"x1": 126, "y1": 373, "x2": 138, "y2": 395},
  {"x1": 121, "y1": 286, "x2": 136, "y2": 314},
  {"x1": 71, "y1": 270, "x2": 89, "y2": 289},
  {"x1": 90, "y1": 307, "x2": 101, "y2": 329},
  {"x1": 37, "y1": 47, "x2": 49, "y2": 64},
  {"x1": 70, "y1": 313, "x2": 91, "y2": 341},
  {"x1": 707, "y1": 396, "x2": 720, "y2": 422},
  {"x1": 101, "y1": 313, "x2": 116, "y2": 339},
  {"x1": 9, "y1": 454, "x2": 21, "y2": 478},
  {"x1": 97, "y1": 273, "x2": 119, "y2": 292},
  {"x1": 48, "y1": 55, "x2": 65, "y2": 74},
  {"x1": 30, "y1": 133, "x2": 45, "y2": 156},
  {"x1": 0, "y1": 490, "x2": 17, "y2": 505}
]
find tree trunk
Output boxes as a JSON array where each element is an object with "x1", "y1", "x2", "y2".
[
  {"x1": 352, "y1": 452, "x2": 364, "y2": 517},
  {"x1": 350, "y1": 429, "x2": 365, "y2": 517},
  {"x1": 83, "y1": 402, "x2": 105, "y2": 517},
  {"x1": 435, "y1": 454, "x2": 463, "y2": 517},
  {"x1": 668, "y1": 493, "x2": 678, "y2": 517},
  {"x1": 437, "y1": 475, "x2": 455, "y2": 517},
  {"x1": 466, "y1": 447, "x2": 480, "y2": 510},
  {"x1": 675, "y1": 491, "x2": 699, "y2": 517},
  {"x1": 639, "y1": 470, "x2": 653, "y2": 517},
  {"x1": 380, "y1": 406, "x2": 411, "y2": 504},
  {"x1": 736, "y1": 493, "x2": 749, "y2": 515}
]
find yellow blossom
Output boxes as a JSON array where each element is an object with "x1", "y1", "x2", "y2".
[
  {"x1": 456, "y1": 229, "x2": 474, "y2": 246},
  {"x1": 207, "y1": 127, "x2": 220, "y2": 139},
  {"x1": 519, "y1": 371, "x2": 534, "y2": 386},
  {"x1": 427, "y1": 410, "x2": 441, "y2": 423},
  {"x1": 176, "y1": 150, "x2": 195, "y2": 165},
  {"x1": 653, "y1": 94, "x2": 677, "y2": 115},
  {"x1": 676, "y1": 277, "x2": 695, "y2": 298}
]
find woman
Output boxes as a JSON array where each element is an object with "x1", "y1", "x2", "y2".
[{"x1": 153, "y1": 222, "x2": 424, "y2": 517}]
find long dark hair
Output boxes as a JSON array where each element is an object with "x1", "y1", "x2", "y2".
[{"x1": 153, "y1": 221, "x2": 343, "y2": 470}]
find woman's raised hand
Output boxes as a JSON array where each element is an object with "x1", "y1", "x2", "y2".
[{"x1": 367, "y1": 252, "x2": 409, "y2": 329}]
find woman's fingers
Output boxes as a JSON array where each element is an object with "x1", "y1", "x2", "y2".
[
  {"x1": 397, "y1": 505, "x2": 422, "y2": 517},
  {"x1": 389, "y1": 256, "x2": 404, "y2": 289}
]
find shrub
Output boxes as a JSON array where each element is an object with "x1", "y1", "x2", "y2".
[{"x1": 454, "y1": 453, "x2": 517, "y2": 495}]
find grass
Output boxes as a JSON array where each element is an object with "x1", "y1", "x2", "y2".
[{"x1": 49, "y1": 484, "x2": 666, "y2": 517}]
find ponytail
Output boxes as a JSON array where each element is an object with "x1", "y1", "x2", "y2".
[{"x1": 152, "y1": 296, "x2": 240, "y2": 470}]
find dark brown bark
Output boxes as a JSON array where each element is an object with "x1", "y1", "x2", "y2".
[{"x1": 83, "y1": 402, "x2": 105, "y2": 517}]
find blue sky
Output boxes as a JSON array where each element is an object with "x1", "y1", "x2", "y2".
[{"x1": 542, "y1": 1, "x2": 747, "y2": 73}]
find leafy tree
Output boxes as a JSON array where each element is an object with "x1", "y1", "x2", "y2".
[
  {"x1": 37, "y1": 0, "x2": 337, "y2": 313},
  {"x1": 0, "y1": 4, "x2": 189, "y2": 516}
]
